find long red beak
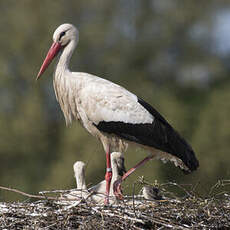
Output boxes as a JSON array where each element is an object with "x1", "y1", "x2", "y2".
[{"x1": 36, "y1": 42, "x2": 62, "y2": 80}]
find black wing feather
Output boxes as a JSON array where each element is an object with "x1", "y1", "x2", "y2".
[{"x1": 94, "y1": 97, "x2": 199, "y2": 172}]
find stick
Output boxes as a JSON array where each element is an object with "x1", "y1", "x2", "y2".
[{"x1": 0, "y1": 185, "x2": 58, "y2": 200}]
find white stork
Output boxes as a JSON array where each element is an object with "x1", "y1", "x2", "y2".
[{"x1": 36, "y1": 23, "x2": 199, "y2": 204}]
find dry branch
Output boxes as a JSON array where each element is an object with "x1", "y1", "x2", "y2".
[{"x1": 0, "y1": 180, "x2": 230, "y2": 229}]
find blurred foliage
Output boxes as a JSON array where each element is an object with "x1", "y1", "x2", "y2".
[{"x1": 0, "y1": 0, "x2": 230, "y2": 201}]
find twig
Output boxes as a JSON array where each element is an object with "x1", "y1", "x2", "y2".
[
  {"x1": 160, "y1": 182, "x2": 193, "y2": 197},
  {"x1": 209, "y1": 179, "x2": 230, "y2": 197},
  {"x1": 63, "y1": 191, "x2": 95, "y2": 210},
  {"x1": 132, "y1": 182, "x2": 137, "y2": 218},
  {"x1": 148, "y1": 216, "x2": 190, "y2": 230},
  {"x1": 0, "y1": 185, "x2": 58, "y2": 200},
  {"x1": 39, "y1": 188, "x2": 77, "y2": 194}
]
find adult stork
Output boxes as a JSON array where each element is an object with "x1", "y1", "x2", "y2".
[{"x1": 36, "y1": 23, "x2": 199, "y2": 204}]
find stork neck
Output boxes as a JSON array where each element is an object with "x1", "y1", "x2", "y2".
[
  {"x1": 111, "y1": 161, "x2": 119, "y2": 183},
  {"x1": 56, "y1": 40, "x2": 77, "y2": 74},
  {"x1": 76, "y1": 173, "x2": 87, "y2": 190}
]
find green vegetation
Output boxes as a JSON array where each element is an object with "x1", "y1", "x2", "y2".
[{"x1": 0, "y1": 0, "x2": 230, "y2": 201}]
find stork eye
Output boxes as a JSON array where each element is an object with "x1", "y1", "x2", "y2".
[{"x1": 59, "y1": 31, "x2": 66, "y2": 40}]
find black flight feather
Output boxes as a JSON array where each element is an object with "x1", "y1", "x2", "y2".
[{"x1": 94, "y1": 97, "x2": 199, "y2": 172}]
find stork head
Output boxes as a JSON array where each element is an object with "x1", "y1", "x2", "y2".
[
  {"x1": 73, "y1": 161, "x2": 86, "y2": 178},
  {"x1": 53, "y1": 23, "x2": 79, "y2": 46},
  {"x1": 36, "y1": 23, "x2": 79, "y2": 80},
  {"x1": 111, "y1": 152, "x2": 126, "y2": 176},
  {"x1": 73, "y1": 161, "x2": 87, "y2": 190}
]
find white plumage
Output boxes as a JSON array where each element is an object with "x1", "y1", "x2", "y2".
[
  {"x1": 73, "y1": 161, "x2": 87, "y2": 190},
  {"x1": 37, "y1": 23, "x2": 199, "y2": 203},
  {"x1": 65, "y1": 152, "x2": 126, "y2": 204}
]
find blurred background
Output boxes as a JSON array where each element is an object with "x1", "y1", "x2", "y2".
[{"x1": 1, "y1": 0, "x2": 230, "y2": 201}]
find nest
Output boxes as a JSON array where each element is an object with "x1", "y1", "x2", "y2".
[{"x1": 0, "y1": 179, "x2": 230, "y2": 229}]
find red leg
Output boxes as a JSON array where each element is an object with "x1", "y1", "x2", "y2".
[
  {"x1": 113, "y1": 155, "x2": 154, "y2": 199},
  {"x1": 104, "y1": 150, "x2": 112, "y2": 205}
]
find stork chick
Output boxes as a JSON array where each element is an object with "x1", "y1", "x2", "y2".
[{"x1": 66, "y1": 152, "x2": 126, "y2": 204}]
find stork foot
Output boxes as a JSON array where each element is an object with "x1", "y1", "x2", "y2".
[{"x1": 113, "y1": 178, "x2": 123, "y2": 200}]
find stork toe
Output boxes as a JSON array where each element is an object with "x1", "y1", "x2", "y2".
[{"x1": 113, "y1": 178, "x2": 123, "y2": 200}]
